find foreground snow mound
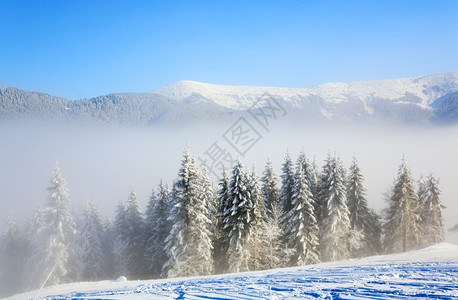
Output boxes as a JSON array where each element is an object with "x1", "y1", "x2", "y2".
[{"x1": 8, "y1": 243, "x2": 458, "y2": 300}]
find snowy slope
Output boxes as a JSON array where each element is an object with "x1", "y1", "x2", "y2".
[
  {"x1": 8, "y1": 243, "x2": 458, "y2": 299},
  {"x1": 153, "y1": 72, "x2": 458, "y2": 111}
]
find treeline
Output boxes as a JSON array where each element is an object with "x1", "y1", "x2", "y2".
[{"x1": 0, "y1": 149, "x2": 446, "y2": 297}]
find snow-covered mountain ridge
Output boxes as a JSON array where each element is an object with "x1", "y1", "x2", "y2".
[
  {"x1": 153, "y1": 72, "x2": 458, "y2": 111},
  {"x1": 1, "y1": 72, "x2": 458, "y2": 125},
  {"x1": 8, "y1": 243, "x2": 458, "y2": 299}
]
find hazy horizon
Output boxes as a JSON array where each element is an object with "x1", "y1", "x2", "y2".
[{"x1": 1, "y1": 119, "x2": 457, "y2": 244}]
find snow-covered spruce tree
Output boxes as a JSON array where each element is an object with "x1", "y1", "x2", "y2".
[
  {"x1": 101, "y1": 218, "x2": 115, "y2": 278},
  {"x1": 143, "y1": 188, "x2": 156, "y2": 277},
  {"x1": 383, "y1": 159, "x2": 421, "y2": 254},
  {"x1": 310, "y1": 159, "x2": 320, "y2": 199},
  {"x1": 419, "y1": 174, "x2": 445, "y2": 245},
  {"x1": 24, "y1": 207, "x2": 45, "y2": 290},
  {"x1": 417, "y1": 175, "x2": 428, "y2": 241},
  {"x1": 297, "y1": 151, "x2": 318, "y2": 204},
  {"x1": 318, "y1": 155, "x2": 351, "y2": 262},
  {"x1": 224, "y1": 160, "x2": 254, "y2": 273},
  {"x1": 144, "y1": 183, "x2": 172, "y2": 278},
  {"x1": 346, "y1": 156, "x2": 372, "y2": 257},
  {"x1": 74, "y1": 203, "x2": 107, "y2": 281},
  {"x1": 258, "y1": 214, "x2": 292, "y2": 269},
  {"x1": 250, "y1": 164, "x2": 289, "y2": 270},
  {"x1": 113, "y1": 201, "x2": 132, "y2": 277},
  {"x1": 279, "y1": 153, "x2": 295, "y2": 244},
  {"x1": 286, "y1": 163, "x2": 320, "y2": 266},
  {"x1": 279, "y1": 153, "x2": 295, "y2": 214},
  {"x1": 247, "y1": 168, "x2": 268, "y2": 271},
  {"x1": 163, "y1": 149, "x2": 214, "y2": 278},
  {"x1": 261, "y1": 159, "x2": 280, "y2": 220},
  {"x1": 417, "y1": 175, "x2": 427, "y2": 205},
  {"x1": 124, "y1": 188, "x2": 146, "y2": 278},
  {"x1": 113, "y1": 190, "x2": 146, "y2": 279},
  {"x1": 0, "y1": 217, "x2": 26, "y2": 297},
  {"x1": 201, "y1": 166, "x2": 217, "y2": 248},
  {"x1": 297, "y1": 152, "x2": 321, "y2": 219},
  {"x1": 28, "y1": 162, "x2": 76, "y2": 288},
  {"x1": 366, "y1": 209, "x2": 383, "y2": 255},
  {"x1": 214, "y1": 170, "x2": 231, "y2": 274},
  {"x1": 316, "y1": 153, "x2": 333, "y2": 226}
]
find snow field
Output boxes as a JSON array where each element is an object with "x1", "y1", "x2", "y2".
[{"x1": 8, "y1": 242, "x2": 458, "y2": 300}]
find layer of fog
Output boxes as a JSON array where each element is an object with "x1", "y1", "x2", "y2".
[{"x1": 1, "y1": 120, "x2": 457, "y2": 243}]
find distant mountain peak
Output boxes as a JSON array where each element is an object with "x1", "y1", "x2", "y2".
[{"x1": 153, "y1": 72, "x2": 458, "y2": 110}]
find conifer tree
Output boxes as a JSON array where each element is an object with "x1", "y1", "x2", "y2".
[
  {"x1": 124, "y1": 188, "x2": 146, "y2": 278},
  {"x1": 417, "y1": 175, "x2": 427, "y2": 206},
  {"x1": 201, "y1": 166, "x2": 217, "y2": 248},
  {"x1": 384, "y1": 159, "x2": 421, "y2": 253},
  {"x1": 249, "y1": 168, "x2": 267, "y2": 222},
  {"x1": 143, "y1": 188, "x2": 157, "y2": 277},
  {"x1": 258, "y1": 164, "x2": 290, "y2": 270},
  {"x1": 319, "y1": 155, "x2": 351, "y2": 262},
  {"x1": 112, "y1": 190, "x2": 146, "y2": 279},
  {"x1": 0, "y1": 217, "x2": 25, "y2": 297},
  {"x1": 417, "y1": 175, "x2": 427, "y2": 240},
  {"x1": 24, "y1": 207, "x2": 44, "y2": 289},
  {"x1": 419, "y1": 174, "x2": 445, "y2": 245},
  {"x1": 224, "y1": 160, "x2": 254, "y2": 273},
  {"x1": 28, "y1": 162, "x2": 76, "y2": 287},
  {"x1": 247, "y1": 168, "x2": 268, "y2": 271},
  {"x1": 297, "y1": 151, "x2": 318, "y2": 203},
  {"x1": 102, "y1": 218, "x2": 115, "y2": 278},
  {"x1": 316, "y1": 153, "x2": 333, "y2": 226},
  {"x1": 346, "y1": 156, "x2": 372, "y2": 257},
  {"x1": 74, "y1": 203, "x2": 106, "y2": 281},
  {"x1": 297, "y1": 152, "x2": 320, "y2": 220},
  {"x1": 144, "y1": 183, "x2": 172, "y2": 278},
  {"x1": 287, "y1": 163, "x2": 320, "y2": 266},
  {"x1": 279, "y1": 153, "x2": 295, "y2": 215},
  {"x1": 366, "y1": 209, "x2": 383, "y2": 255},
  {"x1": 310, "y1": 159, "x2": 320, "y2": 200},
  {"x1": 214, "y1": 170, "x2": 231, "y2": 274},
  {"x1": 257, "y1": 215, "x2": 291, "y2": 270},
  {"x1": 279, "y1": 153, "x2": 295, "y2": 242},
  {"x1": 261, "y1": 159, "x2": 280, "y2": 220},
  {"x1": 163, "y1": 149, "x2": 214, "y2": 277},
  {"x1": 113, "y1": 201, "x2": 132, "y2": 277},
  {"x1": 347, "y1": 157, "x2": 369, "y2": 231}
]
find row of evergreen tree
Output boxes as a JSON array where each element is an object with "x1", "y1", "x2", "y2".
[{"x1": 0, "y1": 149, "x2": 445, "y2": 297}]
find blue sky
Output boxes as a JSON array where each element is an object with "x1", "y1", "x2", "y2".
[{"x1": 1, "y1": 0, "x2": 457, "y2": 99}]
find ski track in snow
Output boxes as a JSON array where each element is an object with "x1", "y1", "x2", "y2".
[{"x1": 36, "y1": 261, "x2": 458, "y2": 299}]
